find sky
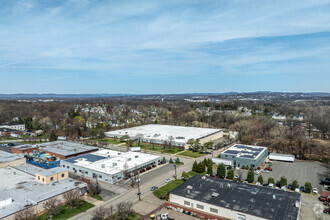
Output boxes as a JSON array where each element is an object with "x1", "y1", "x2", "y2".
[{"x1": 0, "y1": 0, "x2": 330, "y2": 94}]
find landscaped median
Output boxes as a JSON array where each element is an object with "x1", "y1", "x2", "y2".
[
  {"x1": 153, "y1": 179, "x2": 185, "y2": 200},
  {"x1": 37, "y1": 200, "x2": 94, "y2": 220}
]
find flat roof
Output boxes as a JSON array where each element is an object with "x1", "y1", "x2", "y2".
[
  {"x1": 37, "y1": 167, "x2": 67, "y2": 176},
  {"x1": 36, "y1": 141, "x2": 98, "y2": 156},
  {"x1": 269, "y1": 153, "x2": 295, "y2": 158},
  {"x1": 12, "y1": 144, "x2": 38, "y2": 150},
  {"x1": 12, "y1": 163, "x2": 45, "y2": 175},
  {"x1": 63, "y1": 149, "x2": 161, "y2": 175},
  {"x1": 0, "y1": 166, "x2": 86, "y2": 218},
  {"x1": 170, "y1": 175, "x2": 300, "y2": 220},
  {"x1": 105, "y1": 124, "x2": 222, "y2": 145},
  {"x1": 222, "y1": 144, "x2": 267, "y2": 159},
  {"x1": 0, "y1": 151, "x2": 23, "y2": 164}
]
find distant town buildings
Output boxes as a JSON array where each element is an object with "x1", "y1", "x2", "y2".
[{"x1": 0, "y1": 124, "x2": 25, "y2": 131}]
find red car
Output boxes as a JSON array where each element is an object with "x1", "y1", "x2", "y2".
[
  {"x1": 324, "y1": 208, "x2": 330, "y2": 214},
  {"x1": 265, "y1": 167, "x2": 273, "y2": 171},
  {"x1": 324, "y1": 201, "x2": 330, "y2": 207}
]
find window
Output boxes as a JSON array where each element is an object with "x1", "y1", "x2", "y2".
[
  {"x1": 63, "y1": 165, "x2": 65, "y2": 167},
  {"x1": 184, "y1": 201, "x2": 190, "y2": 206},
  {"x1": 61, "y1": 174, "x2": 65, "y2": 178},
  {"x1": 38, "y1": 176, "x2": 40, "y2": 180},
  {"x1": 85, "y1": 171, "x2": 88, "y2": 174},
  {"x1": 42, "y1": 178, "x2": 44, "y2": 182},
  {"x1": 210, "y1": 208, "x2": 218, "y2": 213},
  {"x1": 50, "y1": 177, "x2": 54, "y2": 181},
  {"x1": 99, "y1": 175, "x2": 102, "y2": 179},
  {"x1": 196, "y1": 204, "x2": 204, "y2": 210},
  {"x1": 67, "y1": 166, "x2": 70, "y2": 169}
]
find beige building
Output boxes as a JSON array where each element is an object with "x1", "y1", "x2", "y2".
[
  {"x1": 36, "y1": 167, "x2": 68, "y2": 184},
  {"x1": 0, "y1": 151, "x2": 26, "y2": 168}
]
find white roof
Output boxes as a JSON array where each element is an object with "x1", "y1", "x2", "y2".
[
  {"x1": 105, "y1": 124, "x2": 222, "y2": 145},
  {"x1": 64, "y1": 149, "x2": 161, "y2": 175}
]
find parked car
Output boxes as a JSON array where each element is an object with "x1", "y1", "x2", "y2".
[
  {"x1": 150, "y1": 186, "x2": 158, "y2": 191},
  {"x1": 234, "y1": 174, "x2": 239, "y2": 179},
  {"x1": 320, "y1": 179, "x2": 330, "y2": 185},
  {"x1": 300, "y1": 186, "x2": 305, "y2": 192},
  {"x1": 262, "y1": 170, "x2": 270, "y2": 173},
  {"x1": 313, "y1": 188, "x2": 318, "y2": 194},
  {"x1": 268, "y1": 183, "x2": 274, "y2": 188},
  {"x1": 295, "y1": 188, "x2": 300, "y2": 193},
  {"x1": 324, "y1": 201, "x2": 330, "y2": 207},
  {"x1": 165, "y1": 178, "x2": 172, "y2": 183},
  {"x1": 323, "y1": 208, "x2": 330, "y2": 214},
  {"x1": 288, "y1": 184, "x2": 292, "y2": 190},
  {"x1": 227, "y1": 166, "x2": 232, "y2": 170},
  {"x1": 276, "y1": 181, "x2": 281, "y2": 187},
  {"x1": 265, "y1": 167, "x2": 272, "y2": 171},
  {"x1": 319, "y1": 191, "x2": 329, "y2": 202},
  {"x1": 263, "y1": 183, "x2": 268, "y2": 187}
]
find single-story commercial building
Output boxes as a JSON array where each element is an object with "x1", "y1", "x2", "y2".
[
  {"x1": 61, "y1": 149, "x2": 161, "y2": 184},
  {"x1": 0, "y1": 124, "x2": 25, "y2": 131},
  {"x1": 0, "y1": 151, "x2": 25, "y2": 168},
  {"x1": 11, "y1": 144, "x2": 39, "y2": 154},
  {"x1": 220, "y1": 144, "x2": 268, "y2": 169},
  {"x1": 30, "y1": 141, "x2": 99, "y2": 159},
  {"x1": 169, "y1": 175, "x2": 301, "y2": 220},
  {"x1": 0, "y1": 166, "x2": 87, "y2": 220},
  {"x1": 105, "y1": 124, "x2": 223, "y2": 149},
  {"x1": 269, "y1": 153, "x2": 295, "y2": 162}
]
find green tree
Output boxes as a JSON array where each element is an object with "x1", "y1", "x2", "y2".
[
  {"x1": 204, "y1": 141, "x2": 214, "y2": 149},
  {"x1": 192, "y1": 139, "x2": 201, "y2": 152},
  {"x1": 24, "y1": 116, "x2": 34, "y2": 130},
  {"x1": 197, "y1": 162, "x2": 205, "y2": 173},
  {"x1": 207, "y1": 162, "x2": 213, "y2": 175},
  {"x1": 305, "y1": 182, "x2": 312, "y2": 193},
  {"x1": 162, "y1": 156, "x2": 166, "y2": 164},
  {"x1": 247, "y1": 167, "x2": 255, "y2": 183},
  {"x1": 181, "y1": 172, "x2": 190, "y2": 180},
  {"x1": 280, "y1": 176, "x2": 287, "y2": 188},
  {"x1": 227, "y1": 169, "x2": 234, "y2": 180},
  {"x1": 217, "y1": 163, "x2": 226, "y2": 178},
  {"x1": 187, "y1": 138, "x2": 195, "y2": 149},
  {"x1": 241, "y1": 165, "x2": 246, "y2": 169},
  {"x1": 258, "y1": 175, "x2": 264, "y2": 185},
  {"x1": 169, "y1": 158, "x2": 173, "y2": 163},
  {"x1": 192, "y1": 161, "x2": 198, "y2": 172},
  {"x1": 49, "y1": 131, "x2": 58, "y2": 142},
  {"x1": 268, "y1": 177, "x2": 275, "y2": 186},
  {"x1": 292, "y1": 180, "x2": 299, "y2": 190},
  {"x1": 175, "y1": 157, "x2": 180, "y2": 164},
  {"x1": 120, "y1": 135, "x2": 129, "y2": 142}
]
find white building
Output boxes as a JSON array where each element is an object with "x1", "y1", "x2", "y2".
[
  {"x1": 269, "y1": 153, "x2": 295, "y2": 162},
  {"x1": 61, "y1": 149, "x2": 161, "y2": 184},
  {"x1": 0, "y1": 124, "x2": 25, "y2": 131},
  {"x1": 272, "y1": 115, "x2": 286, "y2": 120},
  {"x1": 105, "y1": 124, "x2": 223, "y2": 149}
]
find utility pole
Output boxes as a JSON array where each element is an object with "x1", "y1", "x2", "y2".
[
  {"x1": 134, "y1": 166, "x2": 141, "y2": 200},
  {"x1": 136, "y1": 176, "x2": 141, "y2": 200},
  {"x1": 173, "y1": 165, "x2": 177, "y2": 179}
]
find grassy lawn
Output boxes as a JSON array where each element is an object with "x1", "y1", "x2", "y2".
[
  {"x1": 177, "y1": 150, "x2": 204, "y2": 158},
  {"x1": 128, "y1": 212, "x2": 143, "y2": 220},
  {"x1": 97, "y1": 138, "x2": 122, "y2": 145},
  {"x1": 153, "y1": 179, "x2": 184, "y2": 200},
  {"x1": 87, "y1": 193, "x2": 103, "y2": 201},
  {"x1": 136, "y1": 143, "x2": 183, "y2": 154},
  {"x1": 188, "y1": 171, "x2": 207, "y2": 177},
  {"x1": 37, "y1": 200, "x2": 94, "y2": 220}
]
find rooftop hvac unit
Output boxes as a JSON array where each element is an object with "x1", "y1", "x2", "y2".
[
  {"x1": 135, "y1": 155, "x2": 139, "y2": 158},
  {"x1": 101, "y1": 164, "x2": 105, "y2": 168},
  {"x1": 112, "y1": 163, "x2": 117, "y2": 166},
  {"x1": 212, "y1": 192, "x2": 219, "y2": 197},
  {"x1": 127, "y1": 158, "x2": 131, "y2": 161},
  {"x1": 186, "y1": 185, "x2": 193, "y2": 190}
]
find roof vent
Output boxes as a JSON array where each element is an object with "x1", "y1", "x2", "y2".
[
  {"x1": 212, "y1": 192, "x2": 219, "y2": 197},
  {"x1": 273, "y1": 195, "x2": 276, "y2": 199},
  {"x1": 295, "y1": 201, "x2": 300, "y2": 207},
  {"x1": 135, "y1": 155, "x2": 139, "y2": 158},
  {"x1": 202, "y1": 176, "x2": 206, "y2": 180},
  {"x1": 186, "y1": 185, "x2": 193, "y2": 190}
]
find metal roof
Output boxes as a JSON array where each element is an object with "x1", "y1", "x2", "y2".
[
  {"x1": 170, "y1": 175, "x2": 300, "y2": 220},
  {"x1": 222, "y1": 144, "x2": 267, "y2": 159},
  {"x1": 36, "y1": 141, "x2": 98, "y2": 156}
]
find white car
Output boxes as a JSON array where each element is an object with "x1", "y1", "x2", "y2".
[
  {"x1": 312, "y1": 188, "x2": 318, "y2": 194},
  {"x1": 255, "y1": 170, "x2": 260, "y2": 175},
  {"x1": 165, "y1": 178, "x2": 172, "y2": 183},
  {"x1": 262, "y1": 170, "x2": 270, "y2": 173},
  {"x1": 234, "y1": 174, "x2": 239, "y2": 179}
]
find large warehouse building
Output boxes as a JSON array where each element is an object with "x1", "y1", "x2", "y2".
[
  {"x1": 61, "y1": 149, "x2": 161, "y2": 184},
  {"x1": 105, "y1": 124, "x2": 223, "y2": 149},
  {"x1": 0, "y1": 166, "x2": 87, "y2": 220},
  {"x1": 220, "y1": 144, "x2": 268, "y2": 169},
  {"x1": 169, "y1": 175, "x2": 301, "y2": 220}
]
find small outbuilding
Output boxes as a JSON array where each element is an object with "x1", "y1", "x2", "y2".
[{"x1": 269, "y1": 153, "x2": 295, "y2": 162}]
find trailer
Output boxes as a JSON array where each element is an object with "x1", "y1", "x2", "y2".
[{"x1": 269, "y1": 153, "x2": 295, "y2": 162}]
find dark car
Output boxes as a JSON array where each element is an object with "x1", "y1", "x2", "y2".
[
  {"x1": 321, "y1": 180, "x2": 330, "y2": 185},
  {"x1": 300, "y1": 186, "x2": 305, "y2": 192},
  {"x1": 227, "y1": 166, "x2": 232, "y2": 170},
  {"x1": 288, "y1": 184, "x2": 292, "y2": 190},
  {"x1": 7, "y1": 143, "x2": 15, "y2": 146},
  {"x1": 150, "y1": 186, "x2": 158, "y2": 191},
  {"x1": 276, "y1": 181, "x2": 281, "y2": 187},
  {"x1": 324, "y1": 208, "x2": 330, "y2": 214},
  {"x1": 263, "y1": 183, "x2": 268, "y2": 187}
]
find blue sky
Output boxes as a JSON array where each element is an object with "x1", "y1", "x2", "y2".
[{"x1": 0, "y1": 0, "x2": 330, "y2": 94}]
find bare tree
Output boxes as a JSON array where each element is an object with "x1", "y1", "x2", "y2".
[
  {"x1": 88, "y1": 181, "x2": 99, "y2": 195},
  {"x1": 42, "y1": 198, "x2": 61, "y2": 219},
  {"x1": 63, "y1": 189, "x2": 81, "y2": 207},
  {"x1": 91, "y1": 205, "x2": 114, "y2": 220},
  {"x1": 116, "y1": 202, "x2": 133, "y2": 220},
  {"x1": 15, "y1": 207, "x2": 37, "y2": 220}
]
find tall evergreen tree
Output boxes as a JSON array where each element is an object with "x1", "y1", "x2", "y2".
[
  {"x1": 207, "y1": 162, "x2": 213, "y2": 175},
  {"x1": 247, "y1": 167, "x2": 254, "y2": 183},
  {"x1": 258, "y1": 175, "x2": 263, "y2": 185},
  {"x1": 192, "y1": 161, "x2": 198, "y2": 172},
  {"x1": 217, "y1": 163, "x2": 226, "y2": 178}
]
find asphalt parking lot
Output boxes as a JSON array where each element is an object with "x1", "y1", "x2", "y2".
[{"x1": 235, "y1": 160, "x2": 329, "y2": 191}]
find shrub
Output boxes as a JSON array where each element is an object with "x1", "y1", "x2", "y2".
[
  {"x1": 192, "y1": 161, "x2": 198, "y2": 172},
  {"x1": 305, "y1": 182, "x2": 312, "y2": 193},
  {"x1": 169, "y1": 158, "x2": 173, "y2": 163},
  {"x1": 227, "y1": 169, "x2": 234, "y2": 180},
  {"x1": 207, "y1": 162, "x2": 213, "y2": 175},
  {"x1": 292, "y1": 180, "x2": 299, "y2": 190},
  {"x1": 176, "y1": 157, "x2": 180, "y2": 163},
  {"x1": 217, "y1": 163, "x2": 226, "y2": 178},
  {"x1": 258, "y1": 175, "x2": 263, "y2": 185},
  {"x1": 280, "y1": 176, "x2": 287, "y2": 188},
  {"x1": 162, "y1": 156, "x2": 166, "y2": 164},
  {"x1": 268, "y1": 177, "x2": 275, "y2": 186}
]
